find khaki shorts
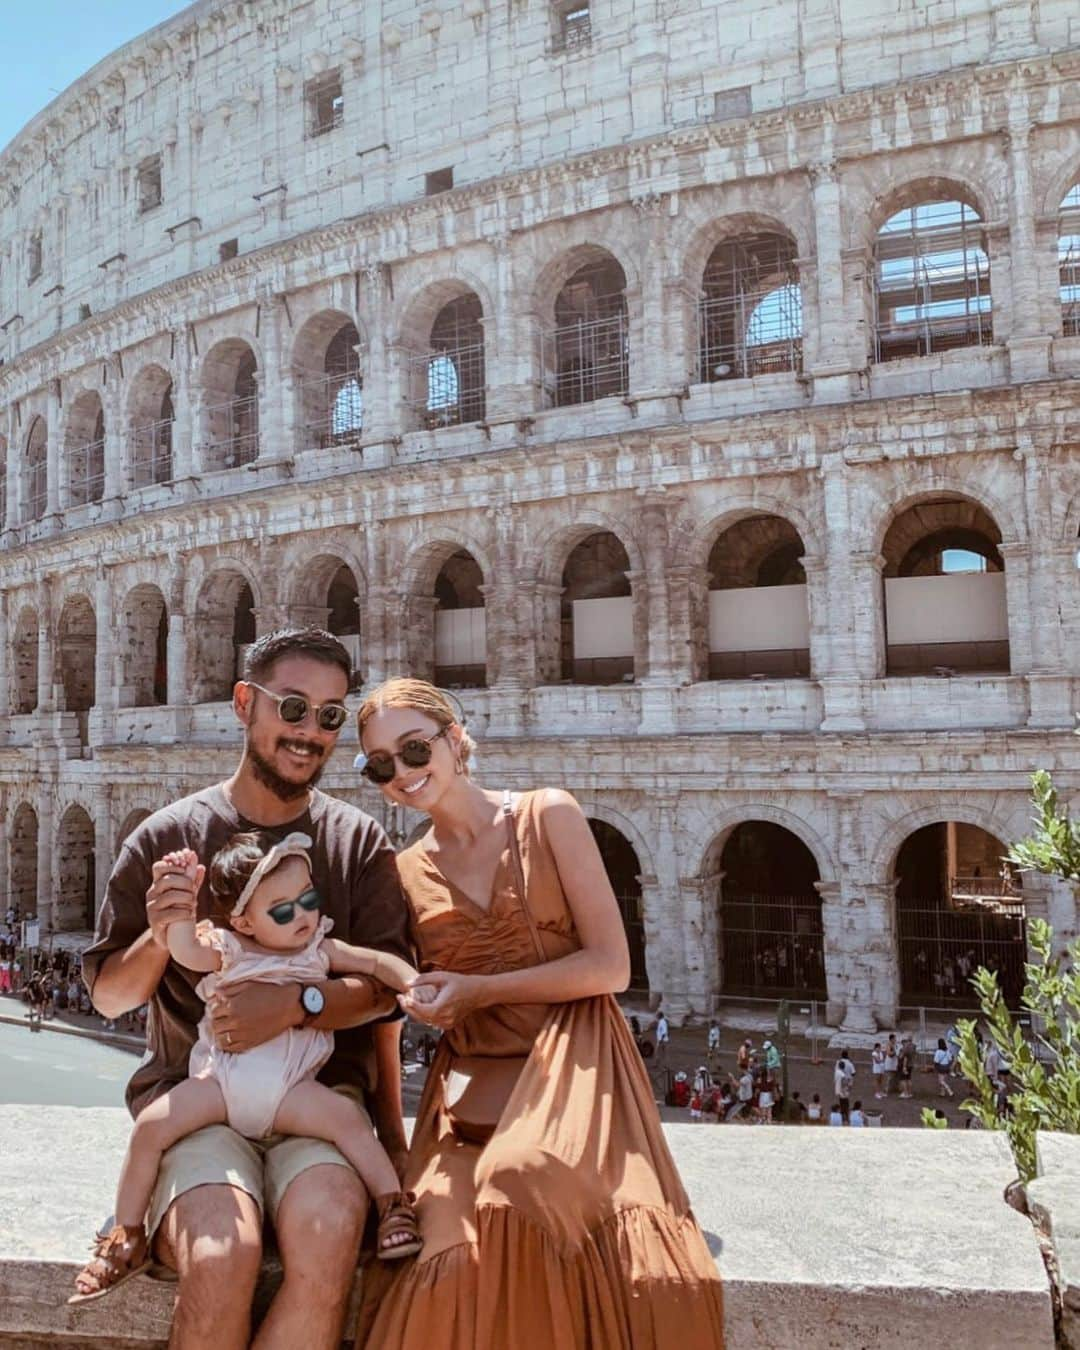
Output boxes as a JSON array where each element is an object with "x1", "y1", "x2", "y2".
[{"x1": 146, "y1": 1101, "x2": 371, "y2": 1242}]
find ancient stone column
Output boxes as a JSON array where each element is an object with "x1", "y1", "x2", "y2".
[
  {"x1": 93, "y1": 785, "x2": 113, "y2": 921},
  {"x1": 36, "y1": 582, "x2": 55, "y2": 715},
  {"x1": 36, "y1": 793, "x2": 54, "y2": 932},
  {"x1": 45, "y1": 382, "x2": 62, "y2": 519},
  {"x1": 1003, "y1": 121, "x2": 1052, "y2": 380},
  {"x1": 0, "y1": 592, "x2": 9, "y2": 717},
  {"x1": 170, "y1": 327, "x2": 195, "y2": 481},
  {"x1": 93, "y1": 568, "x2": 116, "y2": 712}
]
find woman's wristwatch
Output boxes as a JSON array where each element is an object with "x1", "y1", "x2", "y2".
[{"x1": 299, "y1": 984, "x2": 325, "y2": 1026}]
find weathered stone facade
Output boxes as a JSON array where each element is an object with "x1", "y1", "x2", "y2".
[{"x1": 0, "y1": 0, "x2": 1077, "y2": 1027}]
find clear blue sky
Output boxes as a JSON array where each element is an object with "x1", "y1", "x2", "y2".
[{"x1": 1, "y1": 1, "x2": 191, "y2": 152}]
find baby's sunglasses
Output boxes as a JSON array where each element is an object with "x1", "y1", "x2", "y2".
[
  {"x1": 245, "y1": 682, "x2": 349, "y2": 733},
  {"x1": 354, "y1": 727, "x2": 449, "y2": 785},
  {"x1": 265, "y1": 888, "x2": 322, "y2": 926}
]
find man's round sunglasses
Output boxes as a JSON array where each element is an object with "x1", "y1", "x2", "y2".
[
  {"x1": 246, "y1": 682, "x2": 349, "y2": 733},
  {"x1": 266, "y1": 888, "x2": 322, "y2": 927},
  {"x1": 354, "y1": 727, "x2": 449, "y2": 785}
]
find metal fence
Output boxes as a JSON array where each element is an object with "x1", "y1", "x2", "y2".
[
  {"x1": 407, "y1": 343, "x2": 486, "y2": 428},
  {"x1": 543, "y1": 313, "x2": 628, "y2": 406},
  {"x1": 719, "y1": 893, "x2": 827, "y2": 999},
  {"x1": 131, "y1": 418, "x2": 173, "y2": 487},
  {"x1": 297, "y1": 371, "x2": 364, "y2": 449},
  {"x1": 66, "y1": 439, "x2": 106, "y2": 507},
  {"x1": 204, "y1": 395, "x2": 259, "y2": 469}
]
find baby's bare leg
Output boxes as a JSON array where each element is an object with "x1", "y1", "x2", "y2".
[
  {"x1": 271, "y1": 1082, "x2": 400, "y2": 1204},
  {"x1": 115, "y1": 1078, "x2": 228, "y2": 1228}
]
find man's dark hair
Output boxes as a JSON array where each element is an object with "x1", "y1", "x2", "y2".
[{"x1": 242, "y1": 627, "x2": 351, "y2": 687}]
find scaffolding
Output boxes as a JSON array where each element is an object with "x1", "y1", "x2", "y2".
[
  {"x1": 204, "y1": 394, "x2": 259, "y2": 469},
  {"x1": 67, "y1": 437, "x2": 106, "y2": 507},
  {"x1": 698, "y1": 233, "x2": 803, "y2": 382},
  {"x1": 131, "y1": 417, "x2": 173, "y2": 487},
  {"x1": 1059, "y1": 183, "x2": 1080, "y2": 337},
  {"x1": 25, "y1": 424, "x2": 47, "y2": 522},
  {"x1": 874, "y1": 200, "x2": 993, "y2": 362},
  {"x1": 407, "y1": 343, "x2": 486, "y2": 428},
  {"x1": 298, "y1": 370, "x2": 364, "y2": 448},
  {"x1": 544, "y1": 261, "x2": 629, "y2": 407}
]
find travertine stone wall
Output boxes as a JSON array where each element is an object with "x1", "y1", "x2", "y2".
[{"x1": 0, "y1": 0, "x2": 1077, "y2": 1025}]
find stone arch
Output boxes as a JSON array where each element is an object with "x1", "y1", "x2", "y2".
[
  {"x1": 870, "y1": 799, "x2": 1030, "y2": 886},
  {"x1": 0, "y1": 429, "x2": 7, "y2": 527},
  {"x1": 867, "y1": 173, "x2": 992, "y2": 239},
  {"x1": 560, "y1": 530, "x2": 633, "y2": 684},
  {"x1": 889, "y1": 815, "x2": 1028, "y2": 1006},
  {"x1": 703, "y1": 817, "x2": 827, "y2": 998},
  {"x1": 530, "y1": 243, "x2": 634, "y2": 407},
  {"x1": 397, "y1": 280, "x2": 489, "y2": 430},
  {"x1": 127, "y1": 362, "x2": 174, "y2": 487},
  {"x1": 57, "y1": 593, "x2": 96, "y2": 713},
  {"x1": 12, "y1": 605, "x2": 38, "y2": 714},
  {"x1": 531, "y1": 239, "x2": 642, "y2": 325},
  {"x1": 291, "y1": 308, "x2": 365, "y2": 450},
  {"x1": 1038, "y1": 157, "x2": 1080, "y2": 221},
  {"x1": 289, "y1": 551, "x2": 365, "y2": 685},
  {"x1": 695, "y1": 803, "x2": 838, "y2": 886},
  {"x1": 9, "y1": 802, "x2": 38, "y2": 921},
  {"x1": 871, "y1": 184, "x2": 993, "y2": 362},
  {"x1": 1056, "y1": 178, "x2": 1080, "y2": 338},
  {"x1": 116, "y1": 808, "x2": 151, "y2": 852},
  {"x1": 588, "y1": 816, "x2": 649, "y2": 994},
  {"x1": 63, "y1": 389, "x2": 105, "y2": 507},
  {"x1": 24, "y1": 414, "x2": 48, "y2": 523},
  {"x1": 193, "y1": 566, "x2": 258, "y2": 702},
  {"x1": 55, "y1": 803, "x2": 95, "y2": 931},
  {"x1": 689, "y1": 217, "x2": 804, "y2": 383},
  {"x1": 400, "y1": 535, "x2": 491, "y2": 687},
  {"x1": 869, "y1": 481, "x2": 1022, "y2": 557},
  {"x1": 703, "y1": 512, "x2": 811, "y2": 679},
  {"x1": 118, "y1": 583, "x2": 168, "y2": 707},
  {"x1": 199, "y1": 338, "x2": 260, "y2": 470},
  {"x1": 877, "y1": 492, "x2": 1010, "y2": 676}
]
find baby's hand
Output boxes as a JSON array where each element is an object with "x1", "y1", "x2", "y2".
[
  {"x1": 410, "y1": 983, "x2": 439, "y2": 1005},
  {"x1": 158, "y1": 848, "x2": 200, "y2": 881}
]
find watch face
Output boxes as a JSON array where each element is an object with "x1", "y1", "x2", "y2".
[{"x1": 302, "y1": 986, "x2": 325, "y2": 1015}]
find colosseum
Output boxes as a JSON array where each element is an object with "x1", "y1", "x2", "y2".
[{"x1": 0, "y1": 0, "x2": 1077, "y2": 1030}]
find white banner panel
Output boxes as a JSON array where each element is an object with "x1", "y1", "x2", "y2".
[
  {"x1": 572, "y1": 596, "x2": 634, "y2": 658},
  {"x1": 708, "y1": 584, "x2": 809, "y2": 653},
  {"x1": 435, "y1": 608, "x2": 486, "y2": 666},
  {"x1": 885, "y1": 572, "x2": 1007, "y2": 644}
]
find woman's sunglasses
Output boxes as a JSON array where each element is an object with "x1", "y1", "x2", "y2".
[
  {"x1": 354, "y1": 727, "x2": 449, "y2": 785},
  {"x1": 266, "y1": 888, "x2": 322, "y2": 926},
  {"x1": 246, "y1": 682, "x2": 349, "y2": 733}
]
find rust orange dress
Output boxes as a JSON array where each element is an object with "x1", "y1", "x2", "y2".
[{"x1": 357, "y1": 791, "x2": 724, "y2": 1349}]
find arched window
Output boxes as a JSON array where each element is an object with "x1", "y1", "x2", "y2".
[
  {"x1": 882, "y1": 498, "x2": 1008, "y2": 675},
  {"x1": 296, "y1": 317, "x2": 363, "y2": 450},
  {"x1": 433, "y1": 550, "x2": 486, "y2": 687},
  {"x1": 66, "y1": 394, "x2": 105, "y2": 507},
  {"x1": 1059, "y1": 182, "x2": 1080, "y2": 337},
  {"x1": 56, "y1": 805, "x2": 96, "y2": 931},
  {"x1": 561, "y1": 532, "x2": 633, "y2": 684},
  {"x1": 130, "y1": 365, "x2": 174, "y2": 487},
  {"x1": 24, "y1": 416, "x2": 48, "y2": 523},
  {"x1": 707, "y1": 515, "x2": 810, "y2": 679},
  {"x1": 422, "y1": 295, "x2": 486, "y2": 428},
  {"x1": 699, "y1": 233, "x2": 802, "y2": 381},
  {"x1": 547, "y1": 257, "x2": 628, "y2": 407},
  {"x1": 203, "y1": 341, "x2": 259, "y2": 469},
  {"x1": 874, "y1": 199, "x2": 992, "y2": 362}
]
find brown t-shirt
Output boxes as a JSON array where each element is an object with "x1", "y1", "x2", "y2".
[{"x1": 82, "y1": 785, "x2": 412, "y2": 1118}]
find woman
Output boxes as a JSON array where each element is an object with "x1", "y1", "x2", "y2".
[
  {"x1": 933, "y1": 1037, "x2": 955, "y2": 1098},
  {"x1": 354, "y1": 678, "x2": 724, "y2": 1349}
]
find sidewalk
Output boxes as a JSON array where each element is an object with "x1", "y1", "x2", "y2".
[{"x1": 0, "y1": 992, "x2": 144, "y2": 1053}]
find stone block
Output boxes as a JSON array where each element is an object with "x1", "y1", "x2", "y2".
[{"x1": 1029, "y1": 1132, "x2": 1080, "y2": 1349}]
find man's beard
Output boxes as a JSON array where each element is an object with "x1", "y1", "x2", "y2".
[{"x1": 247, "y1": 737, "x2": 326, "y2": 802}]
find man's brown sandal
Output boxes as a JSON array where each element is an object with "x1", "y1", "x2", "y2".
[
  {"x1": 375, "y1": 1192, "x2": 422, "y2": 1262},
  {"x1": 68, "y1": 1224, "x2": 150, "y2": 1304}
]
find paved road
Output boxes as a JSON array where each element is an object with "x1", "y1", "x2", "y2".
[{"x1": 0, "y1": 1020, "x2": 136, "y2": 1108}]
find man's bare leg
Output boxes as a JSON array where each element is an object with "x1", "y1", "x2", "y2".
[
  {"x1": 252, "y1": 1163, "x2": 367, "y2": 1350},
  {"x1": 154, "y1": 1183, "x2": 263, "y2": 1350}
]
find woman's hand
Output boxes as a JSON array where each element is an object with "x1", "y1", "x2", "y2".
[{"x1": 399, "y1": 970, "x2": 485, "y2": 1029}]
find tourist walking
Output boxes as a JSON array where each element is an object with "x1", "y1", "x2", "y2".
[
  {"x1": 883, "y1": 1033, "x2": 899, "y2": 1095},
  {"x1": 897, "y1": 1035, "x2": 916, "y2": 1099},
  {"x1": 871, "y1": 1041, "x2": 886, "y2": 1099},
  {"x1": 654, "y1": 1007, "x2": 670, "y2": 1072},
  {"x1": 833, "y1": 1049, "x2": 855, "y2": 1122},
  {"x1": 353, "y1": 678, "x2": 725, "y2": 1348},
  {"x1": 933, "y1": 1038, "x2": 955, "y2": 1097}
]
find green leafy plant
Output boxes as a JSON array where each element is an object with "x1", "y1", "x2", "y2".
[{"x1": 923, "y1": 772, "x2": 1080, "y2": 1179}]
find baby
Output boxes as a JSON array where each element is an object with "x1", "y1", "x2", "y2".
[{"x1": 71, "y1": 829, "x2": 426, "y2": 1303}]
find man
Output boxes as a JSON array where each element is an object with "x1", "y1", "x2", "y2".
[
  {"x1": 833, "y1": 1048, "x2": 855, "y2": 1122},
  {"x1": 83, "y1": 629, "x2": 413, "y2": 1350},
  {"x1": 654, "y1": 1007, "x2": 670, "y2": 1071}
]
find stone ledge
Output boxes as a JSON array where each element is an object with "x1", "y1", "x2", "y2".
[
  {"x1": 1029, "y1": 1133, "x2": 1080, "y2": 1349},
  {"x1": 0, "y1": 1108, "x2": 1055, "y2": 1349}
]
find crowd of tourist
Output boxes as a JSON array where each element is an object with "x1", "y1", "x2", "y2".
[{"x1": 0, "y1": 909, "x2": 145, "y2": 1036}]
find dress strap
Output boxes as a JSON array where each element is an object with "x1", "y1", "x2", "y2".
[{"x1": 502, "y1": 792, "x2": 546, "y2": 964}]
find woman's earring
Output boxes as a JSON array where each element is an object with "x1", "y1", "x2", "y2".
[{"x1": 454, "y1": 757, "x2": 465, "y2": 776}]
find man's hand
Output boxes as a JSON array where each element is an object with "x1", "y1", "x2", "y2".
[
  {"x1": 146, "y1": 858, "x2": 201, "y2": 951},
  {"x1": 208, "y1": 979, "x2": 302, "y2": 1053}
]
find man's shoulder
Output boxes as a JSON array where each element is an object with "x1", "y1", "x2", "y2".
[
  {"x1": 310, "y1": 791, "x2": 386, "y2": 847},
  {"x1": 124, "y1": 787, "x2": 226, "y2": 850}
]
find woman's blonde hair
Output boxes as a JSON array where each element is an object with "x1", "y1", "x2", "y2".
[{"x1": 357, "y1": 678, "x2": 476, "y2": 768}]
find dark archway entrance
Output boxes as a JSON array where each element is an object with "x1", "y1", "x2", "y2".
[
  {"x1": 895, "y1": 822, "x2": 1026, "y2": 1006},
  {"x1": 718, "y1": 821, "x2": 825, "y2": 997},
  {"x1": 589, "y1": 819, "x2": 647, "y2": 994}
]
